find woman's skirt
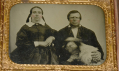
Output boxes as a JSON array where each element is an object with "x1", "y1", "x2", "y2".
[{"x1": 10, "y1": 46, "x2": 59, "y2": 64}]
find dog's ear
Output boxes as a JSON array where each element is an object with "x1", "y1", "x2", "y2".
[
  {"x1": 74, "y1": 41, "x2": 81, "y2": 46},
  {"x1": 61, "y1": 41, "x2": 69, "y2": 49}
]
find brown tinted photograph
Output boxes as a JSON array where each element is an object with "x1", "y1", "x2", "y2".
[{"x1": 9, "y1": 4, "x2": 106, "y2": 65}]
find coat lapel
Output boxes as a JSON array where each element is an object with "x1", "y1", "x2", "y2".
[
  {"x1": 77, "y1": 26, "x2": 82, "y2": 39},
  {"x1": 65, "y1": 26, "x2": 74, "y2": 37}
]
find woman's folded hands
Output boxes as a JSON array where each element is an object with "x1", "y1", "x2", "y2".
[{"x1": 34, "y1": 36, "x2": 55, "y2": 47}]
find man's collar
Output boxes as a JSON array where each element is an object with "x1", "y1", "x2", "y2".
[{"x1": 68, "y1": 24, "x2": 81, "y2": 28}]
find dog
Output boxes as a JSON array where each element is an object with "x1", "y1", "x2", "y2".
[{"x1": 63, "y1": 38, "x2": 102, "y2": 65}]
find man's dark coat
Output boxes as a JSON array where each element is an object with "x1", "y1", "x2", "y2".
[{"x1": 56, "y1": 25, "x2": 104, "y2": 65}]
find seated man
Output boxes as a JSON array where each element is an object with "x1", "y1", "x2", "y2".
[{"x1": 56, "y1": 10, "x2": 104, "y2": 65}]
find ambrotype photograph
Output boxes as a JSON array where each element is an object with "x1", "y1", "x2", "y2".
[{"x1": 9, "y1": 4, "x2": 106, "y2": 65}]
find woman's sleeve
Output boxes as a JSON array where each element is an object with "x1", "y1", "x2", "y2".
[{"x1": 16, "y1": 25, "x2": 35, "y2": 49}]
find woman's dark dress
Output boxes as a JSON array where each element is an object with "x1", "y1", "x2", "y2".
[{"x1": 10, "y1": 23, "x2": 57, "y2": 64}]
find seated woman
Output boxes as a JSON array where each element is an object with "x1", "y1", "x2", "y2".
[{"x1": 10, "y1": 6, "x2": 58, "y2": 64}]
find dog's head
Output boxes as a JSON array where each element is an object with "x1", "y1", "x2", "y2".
[{"x1": 62, "y1": 41, "x2": 81, "y2": 55}]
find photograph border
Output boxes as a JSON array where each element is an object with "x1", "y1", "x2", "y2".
[
  {"x1": 115, "y1": 0, "x2": 119, "y2": 71},
  {"x1": 0, "y1": 0, "x2": 118, "y2": 71}
]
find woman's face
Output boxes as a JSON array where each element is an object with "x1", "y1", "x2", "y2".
[{"x1": 31, "y1": 8, "x2": 43, "y2": 23}]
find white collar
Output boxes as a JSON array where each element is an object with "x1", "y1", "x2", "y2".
[
  {"x1": 25, "y1": 19, "x2": 45, "y2": 27},
  {"x1": 68, "y1": 24, "x2": 81, "y2": 28}
]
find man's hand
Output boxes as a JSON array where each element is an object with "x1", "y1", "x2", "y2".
[{"x1": 91, "y1": 51, "x2": 101, "y2": 62}]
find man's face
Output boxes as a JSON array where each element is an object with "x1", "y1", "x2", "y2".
[
  {"x1": 31, "y1": 8, "x2": 42, "y2": 23},
  {"x1": 69, "y1": 13, "x2": 80, "y2": 26}
]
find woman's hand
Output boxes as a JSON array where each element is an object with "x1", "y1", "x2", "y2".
[
  {"x1": 34, "y1": 41, "x2": 49, "y2": 47},
  {"x1": 45, "y1": 36, "x2": 55, "y2": 46},
  {"x1": 34, "y1": 36, "x2": 55, "y2": 47}
]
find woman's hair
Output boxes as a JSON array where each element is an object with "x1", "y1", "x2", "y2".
[
  {"x1": 26, "y1": 6, "x2": 45, "y2": 23},
  {"x1": 67, "y1": 10, "x2": 82, "y2": 20}
]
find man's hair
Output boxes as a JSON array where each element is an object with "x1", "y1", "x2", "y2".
[
  {"x1": 67, "y1": 10, "x2": 82, "y2": 20},
  {"x1": 26, "y1": 6, "x2": 44, "y2": 23}
]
